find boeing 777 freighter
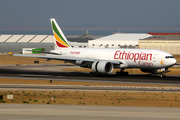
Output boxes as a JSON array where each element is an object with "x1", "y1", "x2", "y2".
[{"x1": 14, "y1": 18, "x2": 177, "y2": 77}]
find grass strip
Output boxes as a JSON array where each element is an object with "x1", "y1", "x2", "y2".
[
  {"x1": 0, "y1": 55, "x2": 65, "y2": 65},
  {"x1": 1, "y1": 90, "x2": 180, "y2": 107}
]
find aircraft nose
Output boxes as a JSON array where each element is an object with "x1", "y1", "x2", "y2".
[
  {"x1": 171, "y1": 58, "x2": 177, "y2": 66},
  {"x1": 173, "y1": 58, "x2": 177, "y2": 64},
  {"x1": 165, "y1": 58, "x2": 176, "y2": 67}
]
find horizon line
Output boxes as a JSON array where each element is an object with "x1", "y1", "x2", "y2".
[{"x1": 1, "y1": 27, "x2": 180, "y2": 31}]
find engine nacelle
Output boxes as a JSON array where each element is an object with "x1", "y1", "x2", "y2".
[
  {"x1": 92, "y1": 61, "x2": 114, "y2": 74},
  {"x1": 140, "y1": 68, "x2": 165, "y2": 73}
]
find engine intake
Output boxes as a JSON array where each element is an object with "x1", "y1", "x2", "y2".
[{"x1": 92, "y1": 61, "x2": 114, "y2": 74}]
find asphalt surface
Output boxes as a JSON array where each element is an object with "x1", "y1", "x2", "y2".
[
  {"x1": 1, "y1": 65, "x2": 180, "y2": 120},
  {"x1": 0, "y1": 65, "x2": 180, "y2": 86},
  {"x1": 0, "y1": 104, "x2": 180, "y2": 120}
]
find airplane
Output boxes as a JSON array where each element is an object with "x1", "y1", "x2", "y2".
[{"x1": 14, "y1": 18, "x2": 177, "y2": 78}]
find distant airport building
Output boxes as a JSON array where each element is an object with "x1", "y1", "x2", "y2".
[
  {"x1": 0, "y1": 32, "x2": 103, "y2": 53},
  {"x1": 139, "y1": 33, "x2": 180, "y2": 54},
  {"x1": 1, "y1": 32, "x2": 180, "y2": 55},
  {"x1": 0, "y1": 34, "x2": 54, "y2": 53},
  {"x1": 88, "y1": 33, "x2": 151, "y2": 48}
]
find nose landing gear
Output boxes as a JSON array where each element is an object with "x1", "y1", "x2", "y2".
[
  {"x1": 160, "y1": 70, "x2": 166, "y2": 78},
  {"x1": 160, "y1": 73, "x2": 166, "y2": 78}
]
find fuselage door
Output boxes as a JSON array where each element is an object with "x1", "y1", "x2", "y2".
[{"x1": 153, "y1": 54, "x2": 157, "y2": 62}]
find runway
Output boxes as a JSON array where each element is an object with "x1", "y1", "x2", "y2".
[
  {"x1": 0, "y1": 104, "x2": 180, "y2": 120},
  {"x1": 0, "y1": 84, "x2": 179, "y2": 92},
  {"x1": 0, "y1": 64, "x2": 180, "y2": 86},
  {"x1": 1, "y1": 65, "x2": 180, "y2": 120}
]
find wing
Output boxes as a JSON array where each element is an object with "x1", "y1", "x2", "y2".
[{"x1": 13, "y1": 54, "x2": 121, "y2": 65}]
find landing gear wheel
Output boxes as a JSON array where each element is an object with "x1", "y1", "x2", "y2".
[
  {"x1": 125, "y1": 72, "x2": 129, "y2": 76},
  {"x1": 90, "y1": 72, "x2": 101, "y2": 77},
  {"x1": 116, "y1": 71, "x2": 129, "y2": 76},
  {"x1": 116, "y1": 71, "x2": 120, "y2": 75},
  {"x1": 90, "y1": 72, "x2": 96, "y2": 76},
  {"x1": 160, "y1": 74, "x2": 166, "y2": 78},
  {"x1": 93, "y1": 73, "x2": 97, "y2": 76},
  {"x1": 90, "y1": 72, "x2": 93, "y2": 76}
]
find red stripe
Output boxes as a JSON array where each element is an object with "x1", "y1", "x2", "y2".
[
  {"x1": 148, "y1": 32, "x2": 180, "y2": 35},
  {"x1": 56, "y1": 41, "x2": 68, "y2": 48}
]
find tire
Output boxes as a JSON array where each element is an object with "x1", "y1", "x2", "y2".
[
  {"x1": 116, "y1": 72, "x2": 120, "y2": 75},
  {"x1": 93, "y1": 72, "x2": 97, "y2": 77},
  {"x1": 90, "y1": 72, "x2": 93, "y2": 76},
  {"x1": 160, "y1": 74, "x2": 166, "y2": 78},
  {"x1": 125, "y1": 72, "x2": 129, "y2": 76}
]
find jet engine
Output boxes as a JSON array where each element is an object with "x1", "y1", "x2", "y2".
[
  {"x1": 91, "y1": 61, "x2": 114, "y2": 74},
  {"x1": 140, "y1": 68, "x2": 166, "y2": 74}
]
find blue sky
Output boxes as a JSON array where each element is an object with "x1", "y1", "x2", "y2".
[{"x1": 0, "y1": 0, "x2": 180, "y2": 34}]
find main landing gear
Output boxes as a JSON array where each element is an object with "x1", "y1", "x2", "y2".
[
  {"x1": 116, "y1": 69, "x2": 129, "y2": 76},
  {"x1": 89, "y1": 69, "x2": 129, "y2": 77},
  {"x1": 89, "y1": 72, "x2": 102, "y2": 77}
]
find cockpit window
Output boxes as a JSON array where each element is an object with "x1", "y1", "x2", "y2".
[{"x1": 165, "y1": 56, "x2": 174, "y2": 59}]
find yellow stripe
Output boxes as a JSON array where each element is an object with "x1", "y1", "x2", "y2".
[{"x1": 54, "y1": 32, "x2": 69, "y2": 47}]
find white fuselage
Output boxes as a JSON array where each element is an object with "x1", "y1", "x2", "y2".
[{"x1": 51, "y1": 48, "x2": 176, "y2": 69}]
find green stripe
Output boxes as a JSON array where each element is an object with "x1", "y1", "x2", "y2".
[{"x1": 52, "y1": 21, "x2": 69, "y2": 46}]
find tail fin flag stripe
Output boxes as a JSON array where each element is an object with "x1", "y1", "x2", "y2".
[
  {"x1": 52, "y1": 21, "x2": 70, "y2": 47},
  {"x1": 53, "y1": 32, "x2": 69, "y2": 47},
  {"x1": 55, "y1": 41, "x2": 68, "y2": 48}
]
